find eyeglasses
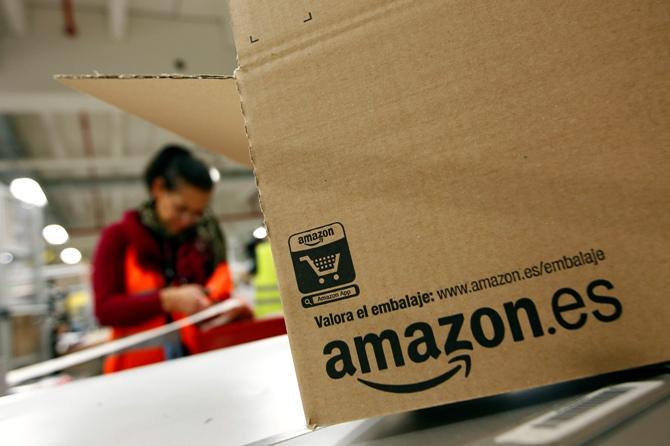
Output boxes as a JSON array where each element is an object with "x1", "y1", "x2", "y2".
[{"x1": 167, "y1": 193, "x2": 206, "y2": 224}]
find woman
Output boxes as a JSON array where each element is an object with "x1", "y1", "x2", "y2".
[{"x1": 92, "y1": 145, "x2": 232, "y2": 373}]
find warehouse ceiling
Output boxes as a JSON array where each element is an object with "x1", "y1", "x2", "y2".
[{"x1": 0, "y1": 0, "x2": 261, "y2": 260}]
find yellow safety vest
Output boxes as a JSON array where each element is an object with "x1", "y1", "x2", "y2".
[{"x1": 253, "y1": 241, "x2": 282, "y2": 317}]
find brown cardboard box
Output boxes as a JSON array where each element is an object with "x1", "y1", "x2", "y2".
[{"x1": 59, "y1": 0, "x2": 670, "y2": 427}]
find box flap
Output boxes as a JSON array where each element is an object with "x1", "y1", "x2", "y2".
[
  {"x1": 56, "y1": 75, "x2": 251, "y2": 167},
  {"x1": 230, "y1": 0, "x2": 670, "y2": 427}
]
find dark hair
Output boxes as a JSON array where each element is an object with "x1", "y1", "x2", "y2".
[{"x1": 144, "y1": 144, "x2": 214, "y2": 192}]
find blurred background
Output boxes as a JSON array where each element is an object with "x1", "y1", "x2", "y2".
[{"x1": 0, "y1": 0, "x2": 271, "y2": 390}]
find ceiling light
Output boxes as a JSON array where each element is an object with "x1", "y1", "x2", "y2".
[
  {"x1": 60, "y1": 247, "x2": 82, "y2": 265},
  {"x1": 209, "y1": 167, "x2": 221, "y2": 183},
  {"x1": 253, "y1": 226, "x2": 267, "y2": 239},
  {"x1": 0, "y1": 252, "x2": 14, "y2": 265},
  {"x1": 9, "y1": 178, "x2": 48, "y2": 207},
  {"x1": 42, "y1": 224, "x2": 69, "y2": 245}
]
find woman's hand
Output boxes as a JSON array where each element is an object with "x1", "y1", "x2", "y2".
[{"x1": 160, "y1": 285, "x2": 211, "y2": 315}]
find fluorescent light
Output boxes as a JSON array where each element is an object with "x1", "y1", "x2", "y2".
[
  {"x1": 42, "y1": 224, "x2": 69, "y2": 245},
  {"x1": 60, "y1": 247, "x2": 82, "y2": 265},
  {"x1": 9, "y1": 178, "x2": 48, "y2": 207},
  {"x1": 253, "y1": 226, "x2": 267, "y2": 239},
  {"x1": 0, "y1": 252, "x2": 14, "y2": 265},
  {"x1": 209, "y1": 167, "x2": 221, "y2": 183}
]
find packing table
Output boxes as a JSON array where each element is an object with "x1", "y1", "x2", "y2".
[
  {"x1": 0, "y1": 336, "x2": 304, "y2": 446},
  {"x1": 0, "y1": 335, "x2": 667, "y2": 446}
]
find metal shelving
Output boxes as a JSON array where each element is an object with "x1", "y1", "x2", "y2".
[{"x1": 0, "y1": 183, "x2": 48, "y2": 373}]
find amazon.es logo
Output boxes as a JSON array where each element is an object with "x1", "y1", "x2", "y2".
[
  {"x1": 321, "y1": 280, "x2": 623, "y2": 393},
  {"x1": 323, "y1": 313, "x2": 474, "y2": 393}
]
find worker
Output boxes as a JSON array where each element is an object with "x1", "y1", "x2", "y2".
[{"x1": 92, "y1": 145, "x2": 232, "y2": 373}]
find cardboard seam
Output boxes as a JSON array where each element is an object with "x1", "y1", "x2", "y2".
[
  {"x1": 237, "y1": 0, "x2": 415, "y2": 71},
  {"x1": 234, "y1": 68, "x2": 318, "y2": 427},
  {"x1": 54, "y1": 74, "x2": 233, "y2": 80},
  {"x1": 232, "y1": 71, "x2": 263, "y2": 231}
]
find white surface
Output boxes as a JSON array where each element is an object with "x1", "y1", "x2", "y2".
[{"x1": 0, "y1": 335, "x2": 305, "y2": 446}]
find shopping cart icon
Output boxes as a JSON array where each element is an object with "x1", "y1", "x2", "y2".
[
  {"x1": 299, "y1": 253, "x2": 341, "y2": 284},
  {"x1": 289, "y1": 222, "x2": 356, "y2": 295}
]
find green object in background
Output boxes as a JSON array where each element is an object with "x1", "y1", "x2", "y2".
[{"x1": 253, "y1": 241, "x2": 282, "y2": 317}]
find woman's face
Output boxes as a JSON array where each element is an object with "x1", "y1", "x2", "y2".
[{"x1": 152, "y1": 179, "x2": 212, "y2": 235}]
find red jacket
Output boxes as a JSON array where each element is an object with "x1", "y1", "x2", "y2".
[{"x1": 92, "y1": 210, "x2": 232, "y2": 372}]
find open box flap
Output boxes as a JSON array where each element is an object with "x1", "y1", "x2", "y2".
[{"x1": 56, "y1": 75, "x2": 251, "y2": 167}]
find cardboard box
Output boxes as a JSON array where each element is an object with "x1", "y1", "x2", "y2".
[{"x1": 58, "y1": 0, "x2": 670, "y2": 427}]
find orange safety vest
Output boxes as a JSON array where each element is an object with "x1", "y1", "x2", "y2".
[{"x1": 102, "y1": 246, "x2": 232, "y2": 374}]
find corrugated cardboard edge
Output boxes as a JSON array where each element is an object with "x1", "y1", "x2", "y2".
[
  {"x1": 55, "y1": 74, "x2": 234, "y2": 80},
  {"x1": 232, "y1": 63, "x2": 318, "y2": 432},
  {"x1": 230, "y1": 69, "x2": 264, "y2": 229},
  {"x1": 229, "y1": 7, "x2": 323, "y2": 424},
  {"x1": 54, "y1": 73, "x2": 252, "y2": 167}
]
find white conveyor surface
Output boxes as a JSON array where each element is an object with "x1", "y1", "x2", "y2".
[{"x1": 0, "y1": 335, "x2": 305, "y2": 446}]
